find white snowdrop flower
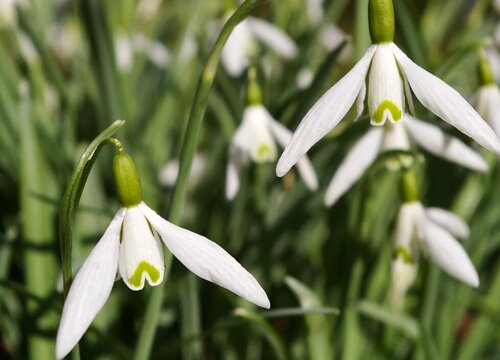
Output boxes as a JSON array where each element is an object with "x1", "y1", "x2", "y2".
[
  {"x1": 390, "y1": 256, "x2": 417, "y2": 310},
  {"x1": 48, "y1": 20, "x2": 82, "y2": 63},
  {"x1": 486, "y1": 48, "x2": 500, "y2": 81},
  {"x1": 306, "y1": 0, "x2": 324, "y2": 25},
  {"x1": 221, "y1": 15, "x2": 298, "y2": 77},
  {"x1": 323, "y1": 114, "x2": 487, "y2": 207},
  {"x1": 159, "y1": 153, "x2": 207, "y2": 188},
  {"x1": 17, "y1": 32, "x2": 39, "y2": 64},
  {"x1": 391, "y1": 202, "x2": 479, "y2": 290},
  {"x1": 179, "y1": 34, "x2": 198, "y2": 61},
  {"x1": 276, "y1": 0, "x2": 500, "y2": 178},
  {"x1": 226, "y1": 104, "x2": 318, "y2": 200},
  {"x1": 136, "y1": 0, "x2": 162, "y2": 21},
  {"x1": 296, "y1": 68, "x2": 315, "y2": 89},
  {"x1": 115, "y1": 34, "x2": 134, "y2": 72},
  {"x1": 0, "y1": 0, "x2": 17, "y2": 27},
  {"x1": 476, "y1": 50, "x2": 500, "y2": 137},
  {"x1": 56, "y1": 151, "x2": 269, "y2": 360}
]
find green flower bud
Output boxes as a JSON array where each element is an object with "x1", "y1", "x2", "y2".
[
  {"x1": 400, "y1": 169, "x2": 419, "y2": 203},
  {"x1": 113, "y1": 151, "x2": 142, "y2": 207},
  {"x1": 369, "y1": 0, "x2": 395, "y2": 44},
  {"x1": 478, "y1": 50, "x2": 495, "y2": 86}
]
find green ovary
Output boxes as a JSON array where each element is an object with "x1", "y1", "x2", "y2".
[
  {"x1": 257, "y1": 144, "x2": 275, "y2": 159},
  {"x1": 373, "y1": 100, "x2": 402, "y2": 124},
  {"x1": 129, "y1": 261, "x2": 160, "y2": 288}
]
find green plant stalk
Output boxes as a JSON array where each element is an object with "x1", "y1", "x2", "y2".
[
  {"x1": 132, "y1": 1, "x2": 264, "y2": 358},
  {"x1": 20, "y1": 86, "x2": 58, "y2": 360}
]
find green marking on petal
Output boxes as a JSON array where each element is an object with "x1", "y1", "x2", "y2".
[
  {"x1": 257, "y1": 144, "x2": 274, "y2": 159},
  {"x1": 394, "y1": 246, "x2": 413, "y2": 263},
  {"x1": 373, "y1": 100, "x2": 402, "y2": 124},
  {"x1": 129, "y1": 261, "x2": 160, "y2": 288}
]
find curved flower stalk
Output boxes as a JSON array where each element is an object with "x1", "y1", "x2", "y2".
[
  {"x1": 56, "y1": 149, "x2": 269, "y2": 359},
  {"x1": 221, "y1": 15, "x2": 298, "y2": 77},
  {"x1": 276, "y1": 0, "x2": 500, "y2": 178},
  {"x1": 324, "y1": 114, "x2": 488, "y2": 207},
  {"x1": 390, "y1": 201, "x2": 478, "y2": 308},
  {"x1": 476, "y1": 50, "x2": 500, "y2": 137}
]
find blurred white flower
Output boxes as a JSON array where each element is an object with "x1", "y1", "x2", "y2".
[
  {"x1": 56, "y1": 202, "x2": 269, "y2": 359},
  {"x1": 159, "y1": 153, "x2": 207, "y2": 187},
  {"x1": 226, "y1": 104, "x2": 318, "y2": 200},
  {"x1": 221, "y1": 16, "x2": 298, "y2": 77},
  {"x1": 115, "y1": 34, "x2": 134, "y2": 72},
  {"x1": 486, "y1": 48, "x2": 500, "y2": 81},
  {"x1": 136, "y1": 0, "x2": 162, "y2": 21},
  {"x1": 115, "y1": 33, "x2": 171, "y2": 72},
  {"x1": 476, "y1": 84, "x2": 500, "y2": 138},
  {"x1": 296, "y1": 68, "x2": 315, "y2": 89},
  {"x1": 390, "y1": 202, "x2": 478, "y2": 308},
  {"x1": 323, "y1": 114, "x2": 487, "y2": 207},
  {"x1": 495, "y1": 0, "x2": 500, "y2": 13},
  {"x1": 306, "y1": 0, "x2": 324, "y2": 25},
  {"x1": 48, "y1": 20, "x2": 82, "y2": 63},
  {"x1": 0, "y1": 0, "x2": 17, "y2": 27},
  {"x1": 276, "y1": 43, "x2": 500, "y2": 178},
  {"x1": 17, "y1": 32, "x2": 39, "y2": 64}
]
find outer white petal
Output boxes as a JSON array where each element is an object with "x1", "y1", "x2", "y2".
[
  {"x1": 246, "y1": 17, "x2": 298, "y2": 59},
  {"x1": 225, "y1": 143, "x2": 244, "y2": 200},
  {"x1": 476, "y1": 85, "x2": 500, "y2": 138},
  {"x1": 119, "y1": 206, "x2": 164, "y2": 291},
  {"x1": 139, "y1": 204, "x2": 270, "y2": 308},
  {"x1": 404, "y1": 115, "x2": 488, "y2": 172},
  {"x1": 268, "y1": 118, "x2": 319, "y2": 191},
  {"x1": 425, "y1": 208, "x2": 470, "y2": 239},
  {"x1": 391, "y1": 43, "x2": 500, "y2": 154},
  {"x1": 324, "y1": 127, "x2": 383, "y2": 207},
  {"x1": 390, "y1": 257, "x2": 417, "y2": 310},
  {"x1": 158, "y1": 154, "x2": 207, "y2": 188},
  {"x1": 356, "y1": 82, "x2": 366, "y2": 119},
  {"x1": 221, "y1": 20, "x2": 251, "y2": 76},
  {"x1": 393, "y1": 202, "x2": 423, "y2": 250},
  {"x1": 56, "y1": 209, "x2": 125, "y2": 360},
  {"x1": 418, "y1": 217, "x2": 479, "y2": 287},
  {"x1": 381, "y1": 122, "x2": 411, "y2": 152},
  {"x1": 234, "y1": 105, "x2": 277, "y2": 163},
  {"x1": 368, "y1": 44, "x2": 405, "y2": 125},
  {"x1": 307, "y1": 0, "x2": 324, "y2": 24},
  {"x1": 276, "y1": 45, "x2": 377, "y2": 176}
]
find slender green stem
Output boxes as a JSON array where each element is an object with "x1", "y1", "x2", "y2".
[{"x1": 133, "y1": 1, "x2": 264, "y2": 359}]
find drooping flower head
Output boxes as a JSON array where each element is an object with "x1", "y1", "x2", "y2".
[
  {"x1": 276, "y1": 0, "x2": 500, "y2": 178},
  {"x1": 56, "y1": 146, "x2": 269, "y2": 359}
]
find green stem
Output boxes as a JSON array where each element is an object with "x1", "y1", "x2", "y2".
[{"x1": 132, "y1": 1, "x2": 264, "y2": 359}]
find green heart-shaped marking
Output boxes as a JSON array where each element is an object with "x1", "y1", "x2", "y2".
[{"x1": 129, "y1": 261, "x2": 160, "y2": 288}]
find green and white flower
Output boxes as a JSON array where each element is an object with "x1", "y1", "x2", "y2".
[
  {"x1": 390, "y1": 202, "x2": 478, "y2": 307},
  {"x1": 324, "y1": 114, "x2": 487, "y2": 207},
  {"x1": 226, "y1": 104, "x2": 318, "y2": 200},
  {"x1": 56, "y1": 152, "x2": 269, "y2": 360},
  {"x1": 276, "y1": 0, "x2": 500, "y2": 178}
]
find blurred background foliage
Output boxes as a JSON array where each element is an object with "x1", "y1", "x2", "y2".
[{"x1": 1, "y1": 0, "x2": 500, "y2": 359}]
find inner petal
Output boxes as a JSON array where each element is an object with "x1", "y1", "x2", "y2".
[{"x1": 128, "y1": 260, "x2": 161, "y2": 288}]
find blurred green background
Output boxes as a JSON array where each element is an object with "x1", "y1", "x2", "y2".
[{"x1": 1, "y1": 0, "x2": 500, "y2": 359}]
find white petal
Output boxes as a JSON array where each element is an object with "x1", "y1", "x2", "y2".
[
  {"x1": 268, "y1": 119, "x2": 319, "y2": 190},
  {"x1": 276, "y1": 45, "x2": 377, "y2": 177},
  {"x1": 390, "y1": 257, "x2": 417, "y2": 310},
  {"x1": 119, "y1": 206, "x2": 164, "y2": 291},
  {"x1": 476, "y1": 85, "x2": 500, "y2": 139},
  {"x1": 225, "y1": 144, "x2": 244, "y2": 200},
  {"x1": 404, "y1": 115, "x2": 488, "y2": 172},
  {"x1": 418, "y1": 217, "x2": 479, "y2": 287},
  {"x1": 324, "y1": 127, "x2": 383, "y2": 207},
  {"x1": 139, "y1": 203, "x2": 270, "y2": 308},
  {"x1": 368, "y1": 44, "x2": 405, "y2": 125},
  {"x1": 221, "y1": 20, "x2": 251, "y2": 76},
  {"x1": 307, "y1": 0, "x2": 324, "y2": 24},
  {"x1": 56, "y1": 209, "x2": 125, "y2": 360},
  {"x1": 246, "y1": 17, "x2": 298, "y2": 59},
  {"x1": 381, "y1": 122, "x2": 411, "y2": 152},
  {"x1": 425, "y1": 208, "x2": 470, "y2": 239},
  {"x1": 234, "y1": 105, "x2": 277, "y2": 163},
  {"x1": 391, "y1": 43, "x2": 500, "y2": 154},
  {"x1": 356, "y1": 82, "x2": 366, "y2": 119},
  {"x1": 402, "y1": 71, "x2": 415, "y2": 115},
  {"x1": 393, "y1": 202, "x2": 424, "y2": 250}
]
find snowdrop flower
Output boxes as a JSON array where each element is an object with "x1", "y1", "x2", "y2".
[
  {"x1": 476, "y1": 50, "x2": 500, "y2": 137},
  {"x1": 221, "y1": 15, "x2": 298, "y2": 77},
  {"x1": 0, "y1": 0, "x2": 17, "y2": 27},
  {"x1": 306, "y1": 0, "x2": 324, "y2": 25},
  {"x1": 324, "y1": 114, "x2": 487, "y2": 207},
  {"x1": 115, "y1": 33, "x2": 171, "y2": 72},
  {"x1": 159, "y1": 153, "x2": 207, "y2": 188},
  {"x1": 276, "y1": 0, "x2": 500, "y2": 178},
  {"x1": 390, "y1": 201, "x2": 478, "y2": 307},
  {"x1": 226, "y1": 103, "x2": 319, "y2": 200},
  {"x1": 56, "y1": 150, "x2": 269, "y2": 359}
]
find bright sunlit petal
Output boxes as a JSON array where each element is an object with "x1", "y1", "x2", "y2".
[
  {"x1": 140, "y1": 203, "x2": 270, "y2": 309},
  {"x1": 56, "y1": 209, "x2": 125, "y2": 360},
  {"x1": 277, "y1": 45, "x2": 377, "y2": 177},
  {"x1": 324, "y1": 127, "x2": 384, "y2": 207},
  {"x1": 425, "y1": 208, "x2": 470, "y2": 239},
  {"x1": 391, "y1": 43, "x2": 500, "y2": 154},
  {"x1": 246, "y1": 17, "x2": 298, "y2": 59}
]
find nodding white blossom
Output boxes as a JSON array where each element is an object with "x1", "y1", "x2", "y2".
[
  {"x1": 476, "y1": 84, "x2": 500, "y2": 138},
  {"x1": 56, "y1": 201, "x2": 269, "y2": 359},
  {"x1": 115, "y1": 33, "x2": 171, "y2": 72},
  {"x1": 0, "y1": 0, "x2": 17, "y2": 27},
  {"x1": 276, "y1": 43, "x2": 500, "y2": 178},
  {"x1": 306, "y1": 0, "x2": 324, "y2": 25},
  {"x1": 221, "y1": 16, "x2": 298, "y2": 77},
  {"x1": 136, "y1": 0, "x2": 163, "y2": 21},
  {"x1": 390, "y1": 202, "x2": 478, "y2": 307},
  {"x1": 323, "y1": 114, "x2": 487, "y2": 207},
  {"x1": 158, "y1": 153, "x2": 207, "y2": 188},
  {"x1": 486, "y1": 48, "x2": 500, "y2": 81},
  {"x1": 226, "y1": 105, "x2": 318, "y2": 200}
]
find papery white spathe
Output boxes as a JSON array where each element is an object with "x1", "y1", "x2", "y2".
[
  {"x1": 226, "y1": 105, "x2": 318, "y2": 200},
  {"x1": 392, "y1": 202, "x2": 479, "y2": 288},
  {"x1": 56, "y1": 202, "x2": 269, "y2": 360},
  {"x1": 221, "y1": 16, "x2": 298, "y2": 77},
  {"x1": 476, "y1": 84, "x2": 500, "y2": 138},
  {"x1": 277, "y1": 43, "x2": 500, "y2": 177},
  {"x1": 324, "y1": 114, "x2": 487, "y2": 207}
]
